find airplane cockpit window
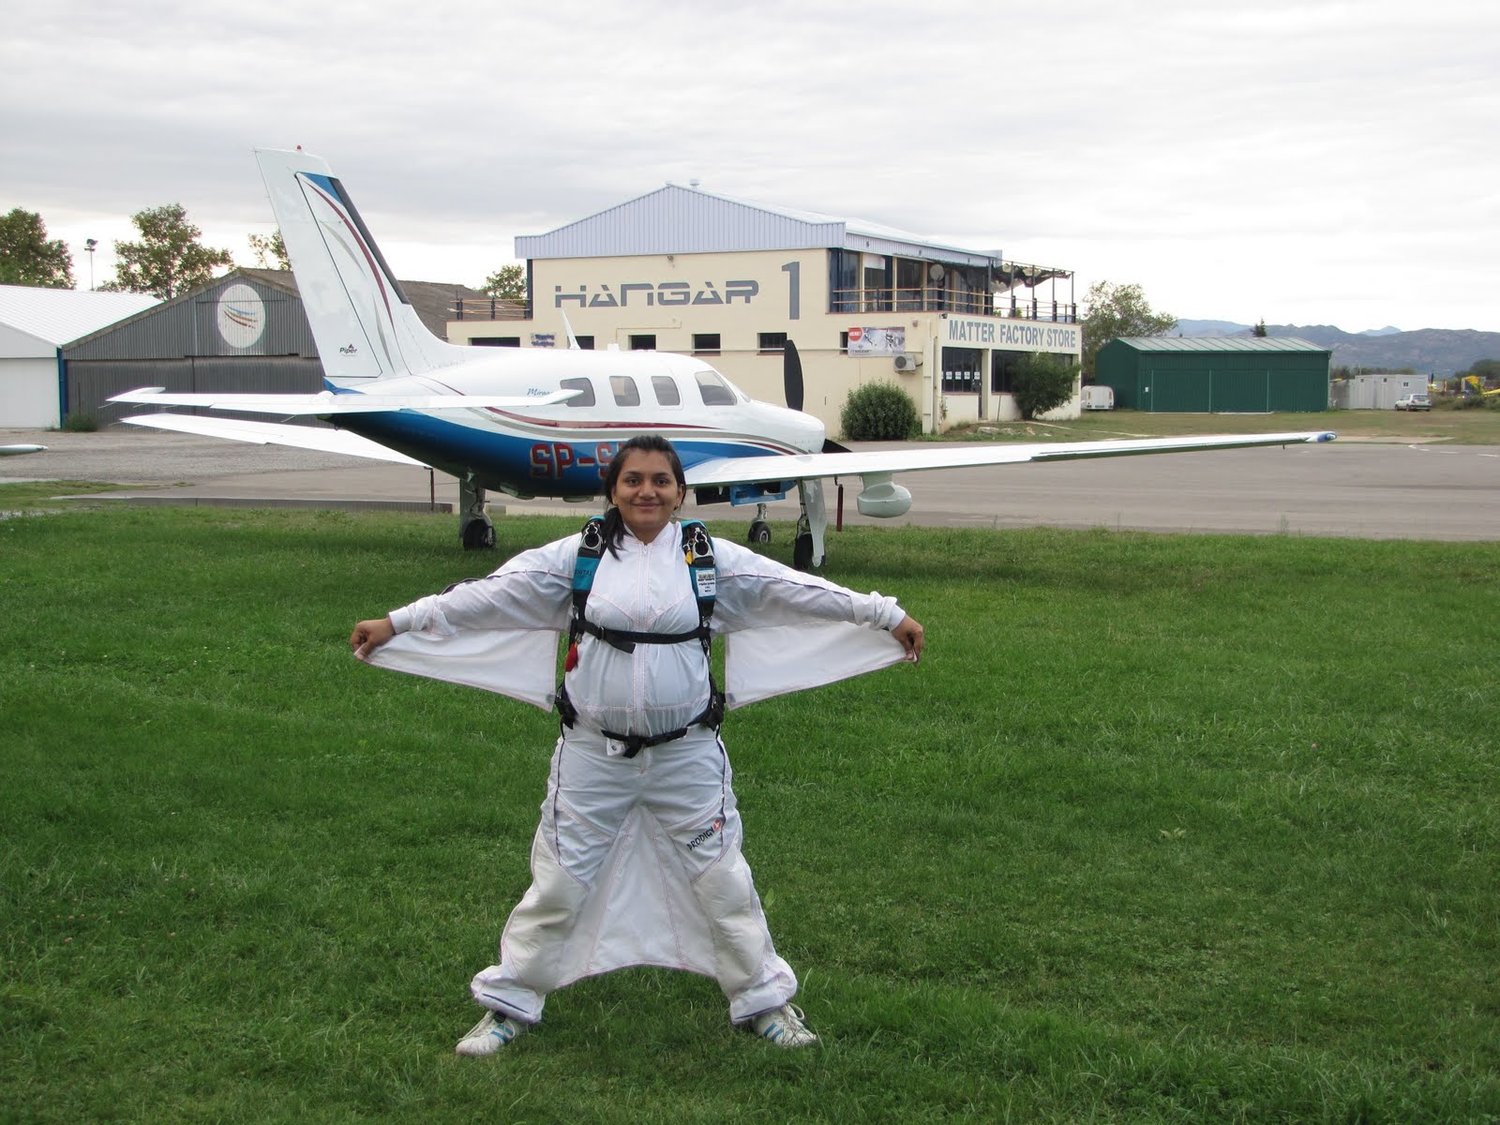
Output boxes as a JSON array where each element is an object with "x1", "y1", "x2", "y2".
[
  {"x1": 610, "y1": 376, "x2": 641, "y2": 407},
  {"x1": 560, "y1": 377, "x2": 595, "y2": 407},
  {"x1": 695, "y1": 369, "x2": 737, "y2": 407},
  {"x1": 651, "y1": 375, "x2": 681, "y2": 407}
]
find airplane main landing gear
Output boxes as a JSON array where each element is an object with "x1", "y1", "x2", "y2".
[
  {"x1": 461, "y1": 518, "x2": 496, "y2": 550},
  {"x1": 458, "y1": 474, "x2": 496, "y2": 551},
  {"x1": 793, "y1": 526, "x2": 815, "y2": 570},
  {"x1": 792, "y1": 480, "x2": 828, "y2": 571}
]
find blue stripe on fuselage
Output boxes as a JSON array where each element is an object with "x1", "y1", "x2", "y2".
[{"x1": 338, "y1": 410, "x2": 781, "y2": 496}]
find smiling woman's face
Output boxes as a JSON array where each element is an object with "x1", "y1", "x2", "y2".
[{"x1": 608, "y1": 449, "x2": 686, "y2": 543}]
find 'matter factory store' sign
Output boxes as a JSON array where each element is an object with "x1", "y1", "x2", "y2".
[{"x1": 944, "y1": 317, "x2": 1079, "y2": 352}]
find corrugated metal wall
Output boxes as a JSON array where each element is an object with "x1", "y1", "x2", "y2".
[
  {"x1": 70, "y1": 355, "x2": 325, "y2": 423},
  {"x1": 62, "y1": 274, "x2": 325, "y2": 422},
  {"x1": 1097, "y1": 344, "x2": 1330, "y2": 412}
]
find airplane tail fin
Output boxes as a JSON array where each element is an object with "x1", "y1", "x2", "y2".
[{"x1": 254, "y1": 148, "x2": 471, "y2": 385}]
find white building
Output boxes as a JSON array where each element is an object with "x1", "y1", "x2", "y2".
[
  {"x1": 0, "y1": 286, "x2": 159, "y2": 427},
  {"x1": 447, "y1": 186, "x2": 1080, "y2": 435}
]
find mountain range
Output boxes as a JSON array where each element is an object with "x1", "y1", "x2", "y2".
[{"x1": 1173, "y1": 320, "x2": 1499, "y2": 375}]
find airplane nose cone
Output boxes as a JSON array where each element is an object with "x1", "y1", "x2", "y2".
[{"x1": 776, "y1": 403, "x2": 827, "y2": 453}]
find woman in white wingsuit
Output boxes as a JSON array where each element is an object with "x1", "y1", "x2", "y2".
[{"x1": 350, "y1": 435, "x2": 925, "y2": 1055}]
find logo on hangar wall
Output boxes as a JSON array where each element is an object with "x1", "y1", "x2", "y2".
[
  {"x1": 216, "y1": 283, "x2": 266, "y2": 349},
  {"x1": 555, "y1": 279, "x2": 759, "y2": 308}
]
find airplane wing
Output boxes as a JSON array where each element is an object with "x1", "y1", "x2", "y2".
[
  {"x1": 684, "y1": 430, "x2": 1337, "y2": 488},
  {"x1": 1, "y1": 444, "x2": 47, "y2": 456},
  {"x1": 109, "y1": 387, "x2": 576, "y2": 415},
  {"x1": 118, "y1": 413, "x2": 426, "y2": 465}
]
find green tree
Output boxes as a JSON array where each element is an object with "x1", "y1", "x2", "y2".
[
  {"x1": 0, "y1": 208, "x2": 75, "y2": 288},
  {"x1": 482, "y1": 264, "x2": 525, "y2": 300},
  {"x1": 105, "y1": 203, "x2": 232, "y2": 299},
  {"x1": 1080, "y1": 281, "x2": 1175, "y2": 380},
  {"x1": 1012, "y1": 352, "x2": 1080, "y2": 419},
  {"x1": 1253, "y1": 319, "x2": 1268, "y2": 338},
  {"x1": 247, "y1": 230, "x2": 289, "y2": 270}
]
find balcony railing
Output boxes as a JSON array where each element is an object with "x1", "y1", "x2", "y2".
[
  {"x1": 453, "y1": 297, "x2": 531, "y2": 321},
  {"x1": 830, "y1": 287, "x2": 1076, "y2": 322}
]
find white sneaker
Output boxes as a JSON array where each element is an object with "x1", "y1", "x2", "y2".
[
  {"x1": 454, "y1": 1010, "x2": 526, "y2": 1057},
  {"x1": 750, "y1": 1003, "x2": 818, "y2": 1048}
]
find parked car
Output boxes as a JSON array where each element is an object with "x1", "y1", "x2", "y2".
[{"x1": 1394, "y1": 393, "x2": 1432, "y2": 411}]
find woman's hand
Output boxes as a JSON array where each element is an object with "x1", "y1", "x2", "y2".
[
  {"x1": 892, "y1": 614, "x2": 925, "y2": 663},
  {"x1": 350, "y1": 617, "x2": 396, "y2": 659}
]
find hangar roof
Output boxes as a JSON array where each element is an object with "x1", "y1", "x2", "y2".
[
  {"x1": 1110, "y1": 336, "x2": 1330, "y2": 353},
  {"x1": 516, "y1": 183, "x2": 1009, "y2": 269},
  {"x1": 0, "y1": 285, "x2": 159, "y2": 353}
]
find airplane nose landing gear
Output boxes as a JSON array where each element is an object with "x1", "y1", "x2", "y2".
[{"x1": 747, "y1": 503, "x2": 771, "y2": 545}]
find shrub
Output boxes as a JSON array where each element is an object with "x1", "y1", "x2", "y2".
[
  {"x1": 841, "y1": 381, "x2": 920, "y2": 440},
  {"x1": 1012, "y1": 352, "x2": 1080, "y2": 419},
  {"x1": 59, "y1": 412, "x2": 99, "y2": 432}
]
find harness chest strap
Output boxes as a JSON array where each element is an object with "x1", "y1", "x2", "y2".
[{"x1": 557, "y1": 517, "x2": 722, "y2": 758}]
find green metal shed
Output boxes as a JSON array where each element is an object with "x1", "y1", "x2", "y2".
[{"x1": 1094, "y1": 336, "x2": 1331, "y2": 412}]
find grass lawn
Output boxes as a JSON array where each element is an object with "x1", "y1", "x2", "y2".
[
  {"x1": 937, "y1": 403, "x2": 1500, "y2": 445},
  {"x1": 2, "y1": 501, "x2": 1497, "y2": 1122}
]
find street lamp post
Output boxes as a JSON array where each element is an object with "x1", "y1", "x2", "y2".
[{"x1": 84, "y1": 238, "x2": 97, "y2": 290}]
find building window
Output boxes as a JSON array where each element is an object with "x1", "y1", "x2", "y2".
[
  {"x1": 693, "y1": 333, "x2": 721, "y2": 355},
  {"x1": 828, "y1": 249, "x2": 859, "y2": 313},
  {"x1": 610, "y1": 376, "x2": 641, "y2": 407},
  {"x1": 862, "y1": 254, "x2": 892, "y2": 312},
  {"x1": 896, "y1": 258, "x2": 924, "y2": 311},
  {"x1": 560, "y1": 376, "x2": 595, "y2": 407},
  {"x1": 651, "y1": 375, "x2": 681, "y2": 406},
  {"x1": 695, "y1": 370, "x2": 737, "y2": 406},
  {"x1": 942, "y1": 346, "x2": 982, "y2": 394},
  {"x1": 575, "y1": 336, "x2": 595, "y2": 350},
  {"x1": 991, "y1": 351, "x2": 1020, "y2": 394},
  {"x1": 629, "y1": 334, "x2": 656, "y2": 351},
  {"x1": 471, "y1": 336, "x2": 520, "y2": 347},
  {"x1": 758, "y1": 332, "x2": 787, "y2": 354}
]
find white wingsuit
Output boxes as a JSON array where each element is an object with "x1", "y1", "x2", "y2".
[{"x1": 366, "y1": 522, "x2": 908, "y2": 1025}]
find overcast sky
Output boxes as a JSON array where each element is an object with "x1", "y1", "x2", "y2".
[{"x1": 3, "y1": 0, "x2": 1494, "y2": 332}]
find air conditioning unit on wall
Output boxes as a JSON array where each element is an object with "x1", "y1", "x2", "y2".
[{"x1": 893, "y1": 353, "x2": 923, "y2": 372}]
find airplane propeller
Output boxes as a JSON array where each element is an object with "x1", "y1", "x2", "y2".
[
  {"x1": 783, "y1": 339, "x2": 804, "y2": 413},
  {"x1": 784, "y1": 338, "x2": 851, "y2": 453}
]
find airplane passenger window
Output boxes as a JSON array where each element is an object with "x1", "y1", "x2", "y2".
[
  {"x1": 651, "y1": 375, "x2": 681, "y2": 406},
  {"x1": 610, "y1": 376, "x2": 641, "y2": 407},
  {"x1": 560, "y1": 377, "x2": 595, "y2": 407},
  {"x1": 695, "y1": 370, "x2": 736, "y2": 406}
]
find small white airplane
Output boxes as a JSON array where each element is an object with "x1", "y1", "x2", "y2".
[
  {"x1": 112, "y1": 148, "x2": 1335, "y2": 567},
  {"x1": 0, "y1": 445, "x2": 47, "y2": 456}
]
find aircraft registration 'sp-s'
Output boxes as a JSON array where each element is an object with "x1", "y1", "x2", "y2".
[{"x1": 112, "y1": 148, "x2": 1335, "y2": 567}]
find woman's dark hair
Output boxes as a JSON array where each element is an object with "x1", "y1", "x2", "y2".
[{"x1": 599, "y1": 434, "x2": 687, "y2": 555}]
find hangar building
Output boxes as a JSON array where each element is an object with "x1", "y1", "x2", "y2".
[
  {"x1": 447, "y1": 185, "x2": 1081, "y2": 435},
  {"x1": 1093, "y1": 336, "x2": 1332, "y2": 413},
  {"x1": 64, "y1": 268, "x2": 485, "y2": 425},
  {"x1": 0, "y1": 286, "x2": 159, "y2": 427}
]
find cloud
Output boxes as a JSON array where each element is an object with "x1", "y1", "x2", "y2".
[{"x1": 3, "y1": 0, "x2": 1496, "y2": 330}]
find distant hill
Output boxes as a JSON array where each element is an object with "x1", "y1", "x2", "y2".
[{"x1": 1172, "y1": 320, "x2": 1500, "y2": 375}]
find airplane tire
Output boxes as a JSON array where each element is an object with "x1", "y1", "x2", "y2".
[
  {"x1": 793, "y1": 531, "x2": 814, "y2": 571},
  {"x1": 461, "y1": 520, "x2": 496, "y2": 550},
  {"x1": 748, "y1": 520, "x2": 771, "y2": 545}
]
